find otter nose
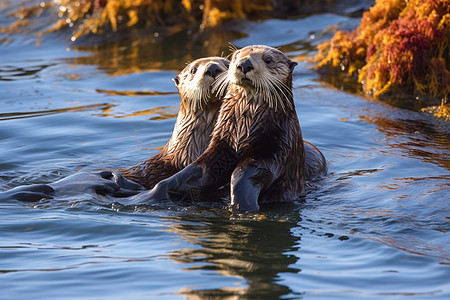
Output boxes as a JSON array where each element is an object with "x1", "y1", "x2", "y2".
[
  {"x1": 237, "y1": 59, "x2": 253, "y2": 74},
  {"x1": 205, "y1": 64, "x2": 222, "y2": 79}
]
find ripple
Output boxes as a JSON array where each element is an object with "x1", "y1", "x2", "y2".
[{"x1": 0, "y1": 103, "x2": 114, "y2": 121}]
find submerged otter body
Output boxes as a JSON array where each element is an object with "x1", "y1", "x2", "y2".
[
  {"x1": 138, "y1": 45, "x2": 326, "y2": 211},
  {"x1": 120, "y1": 57, "x2": 229, "y2": 189}
]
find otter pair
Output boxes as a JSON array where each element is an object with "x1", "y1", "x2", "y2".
[
  {"x1": 0, "y1": 45, "x2": 325, "y2": 207},
  {"x1": 123, "y1": 45, "x2": 326, "y2": 211}
]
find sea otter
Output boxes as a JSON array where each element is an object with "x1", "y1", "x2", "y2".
[
  {"x1": 0, "y1": 57, "x2": 230, "y2": 202},
  {"x1": 135, "y1": 45, "x2": 327, "y2": 211},
  {"x1": 120, "y1": 56, "x2": 230, "y2": 189}
]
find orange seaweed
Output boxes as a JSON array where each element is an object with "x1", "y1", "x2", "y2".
[
  {"x1": 2, "y1": 0, "x2": 273, "y2": 41},
  {"x1": 315, "y1": 0, "x2": 450, "y2": 113}
]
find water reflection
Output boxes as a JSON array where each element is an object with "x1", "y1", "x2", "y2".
[
  {"x1": 1, "y1": 1, "x2": 449, "y2": 298},
  {"x1": 164, "y1": 212, "x2": 301, "y2": 299},
  {"x1": 0, "y1": 103, "x2": 113, "y2": 121},
  {"x1": 97, "y1": 104, "x2": 179, "y2": 120},
  {"x1": 0, "y1": 93, "x2": 180, "y2": 120},
  {"x1": 0, "y1": 63, "x2": 54, "y2": 81},
  {"x1": 313, "y1": 168, "x2": 450, "y2": 262},
  {"x1": 69, "y1": 30, "x2": 245, "y2": 74},
  {"x1": 358, "y1": 113, "x2": 450, "y2": 170},
  {"x1": 96, "y1": 88, "x2": 176, "y2": 97}
]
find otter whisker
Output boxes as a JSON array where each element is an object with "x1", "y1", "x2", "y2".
[
  {"x1": 228, "y1": 42, "x2": 238, "y2": 53},
  {"x1": 199, "y1": 87, "x2": 204, "y2": 109},
  {"x1": 267, "y1": 74, "x2": 294, "y2": 111},
  {"x1": 186, "y1": 83, "x2": 201, "y2": 111},
  {"x1": 194, "y1": 89, "x2": 201, "y2": 111},
  {"x1": 267, "y1": 73, "x2": 291, "y2": 95},
  {"x1": 270, "y1": 81, "x2": 287, "y2": 112},
  {"x1": 187, "y1": 77, "x2": 214, "y2": 112},
  {"x1": 266, "y1": 78, "x2": 280, "y2": 111},
  {"x1": 262, "y1": 78, "x2": 275, "y2": 110},
  {"x1": 212, "y1": 72, "x2": 226, "y2": 92},
  {"x1": 258, "y1": 75, "x2": 279, "y2": 111},
  {"x1": 274, "y1": 76, "x2": 293, "y2": 99},
  {"x1": 185, "y1": 85, "x2": 196, "y2": 111},
  {"x1": 256, "y1": 76, "x2": 268, "y2": 106},
  {"x1": 272, "y1": 86, "x2": 287, "y2": 112},
  {"x1": 213, "y1": 72, "x2": 230, "y2": 98},
  {"x1": 254, "y1": 73, "x2": 293, "y2": 112},
  {"x1": 253, "y1": 77, "x2": 263, "y2": 103},
  {"x1": 202, "y1": 88, "x2": 211, "y2": 109}
]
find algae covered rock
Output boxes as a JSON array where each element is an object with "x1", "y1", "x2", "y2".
[{"x1": 315, "y1": 0, "x2": 450, "y2": 117}]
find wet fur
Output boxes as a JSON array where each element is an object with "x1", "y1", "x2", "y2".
[
  {"x1": 144, "y1": 45, "x2": 325, "y2": 210},
  {"x1": 203, "y1": 84, "x2": 305, "y2": 203},
  {"x1": 120, "y1": 57, "x2": 229, "y2": 189}
]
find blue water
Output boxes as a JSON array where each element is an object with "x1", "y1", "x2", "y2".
[{"x1": 1, "y1": 1, "x2": 449, "y2": 299}]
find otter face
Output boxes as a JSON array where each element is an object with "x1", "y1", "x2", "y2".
[
  {"x1": 221, "y1": 45, "x2": 298, "y2": 111},
  {"x1": 173, "y1": 57, "x2": 229, "y2": 111}
]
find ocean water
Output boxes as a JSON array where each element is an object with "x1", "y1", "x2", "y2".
[{"x1": 0, "y1": 1, "x2": 449, "y2": 299}]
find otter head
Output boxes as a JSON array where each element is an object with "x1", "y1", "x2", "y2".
[
  {"x1": 218, "y1": 45, "x2": 298, "y2": 111},
  {"x1": 173, "y1": 57, "x2": 229, "y2": 112}
]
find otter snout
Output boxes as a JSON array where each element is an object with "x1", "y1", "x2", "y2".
[
  {"x1": 205, "y1": 63, "x2": 223, "y2": 79},
  {"x1": 237, "y1": 59, "x2": 254, "y2": 74}
]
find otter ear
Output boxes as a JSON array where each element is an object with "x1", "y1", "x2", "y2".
[
  {"x1": 289, "y1": 61, "x2": 298, "y2": 72},
  {"x1": 172, "y1": 75, "x2": 180, "y2": 87}
]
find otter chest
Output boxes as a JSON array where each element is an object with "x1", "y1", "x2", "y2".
[{"x1": 231, "y1": 103, "x2": 274, "y2": 153}]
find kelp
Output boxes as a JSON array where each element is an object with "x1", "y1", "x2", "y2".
[
  {"x1": 315, "y1": 0, "x2": 450, "y2": 119},
  {"x1": 2, "y1": 0, "x2": 368, "y2": 41},
  {"x1": 421, "y1": 98, "x2": 450, "y2": 120},
  {"x1": 48, "y1": 0, "x2": 192, "y2": 40},
  {"x1": 1, "y1": 0, "x2": 273, "y2": 41}
]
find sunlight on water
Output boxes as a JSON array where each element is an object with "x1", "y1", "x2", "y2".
[{"x1": 0, "y1": 0, "x2": 449, "y2": 299}]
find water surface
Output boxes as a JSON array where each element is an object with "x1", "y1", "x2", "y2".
[{"x1": 0, "y1": 1, "x2": 449, "y2": 299}]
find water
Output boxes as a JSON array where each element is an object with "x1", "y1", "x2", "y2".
[{"x1": 1, "y1": 1, "x2": 449, "y2": 299}]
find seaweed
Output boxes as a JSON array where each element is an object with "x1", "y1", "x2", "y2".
[
  {"x1": 421, "y1": 98, "x2": 450, "y2": 120},
  {"x1": 1, "y1": 1, "x2": 370, "y2": 40},
  {"x1": 315, "y1": 0, "x2": 450, "y2": 118},
  {"x1": 1, "y1": 0, "x2": 273, "y2": 41}
]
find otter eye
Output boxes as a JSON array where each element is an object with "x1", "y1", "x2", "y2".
[
  {"x1": 172, "y1": 75, "x2": 180, "y2": 86},
  {"x1": 264, "y1": 57, "x2": 273, "y2": 64},
  {"x1": 190, "y1": 66, "x2": 197, "y2": 75}
]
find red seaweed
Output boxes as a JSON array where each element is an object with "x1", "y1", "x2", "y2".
[{"x1": 315, "y1": 0, "x2": 450, "y2": 117}]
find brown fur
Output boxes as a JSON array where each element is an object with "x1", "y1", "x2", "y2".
[
  {"x1": 204, "y1": 45, "x2": 306, "y2": 203},
  {"x1": 120, "y1": 57, "x2": 229, "y2": 189},
  {"x1": 304, "y1": 141, "x2": 327, "y2": 181},
  {"x1": 145, "y1": 45, "x2": 323, "y2": 210}
]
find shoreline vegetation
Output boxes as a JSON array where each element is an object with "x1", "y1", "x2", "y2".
[
  {"x1": 314, "y1": 0, "x2": 449, "y2": 119},
  {"x1": 1, "y1": 0, "x2": 449, "y2": 119},
  {"x1": 0, "y1": 0, "x2": 314, "y2": 40}
]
